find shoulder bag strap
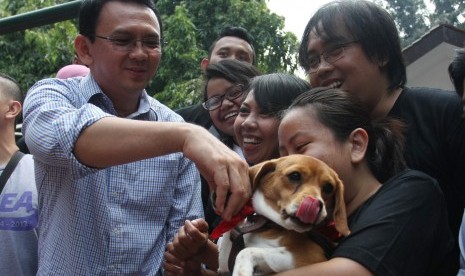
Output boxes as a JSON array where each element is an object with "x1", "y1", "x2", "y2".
[{"x1": 0, "y1": 151, "x2": 25, "y2": 193}]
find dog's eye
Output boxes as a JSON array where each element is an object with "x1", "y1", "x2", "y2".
[
  {"x1": 322, "y1": 182, "x2": 334, "y2": 194},
  {"x1": 287, "y1": 171, "x2": 301, "y2": 182}
]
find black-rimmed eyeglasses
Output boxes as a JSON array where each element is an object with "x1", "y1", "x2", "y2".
[
  {"x1": 307, "y1": 40, "x2": 358, "y2": 74},
  {"x1": 93, "y1": 35, "x2": 163, "y2": 53},
  {"x1": 202, "y1": 84, "x2": 244, "y2": 111}
]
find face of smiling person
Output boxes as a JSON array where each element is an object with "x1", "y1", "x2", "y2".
[
  {"x1": 278, "y1": 106, "x2": 351, "y2": 184},
  {"x1": 206, "y1": 78, "x2": 243, "y2": 137},
  {"x1": 234, "y1": 91, "x2": 280, "y2": 165},
  {"x1": 306, "y1": 30, "x2": 388, "y2": 114},
  {"x1": 87, "y1": 1, "x2": 161, "y2": 100}
]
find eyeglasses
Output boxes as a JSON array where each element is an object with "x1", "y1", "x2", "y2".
[
  {"x1": 93, "y1": 35, "x2": 163, "y2": 53},
  {"x1": 307, "y1": 41, "x2": 358, "y2": 74},
  {"x1": 202, "y1": 84, "x2": 244, "y2": 111}
]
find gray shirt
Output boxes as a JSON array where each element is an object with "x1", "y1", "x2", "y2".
[{"x1": 0, "y1": 154, "x2": 38, "y2": 276}]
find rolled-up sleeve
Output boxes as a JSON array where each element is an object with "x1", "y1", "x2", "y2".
[{"x1": 22, "y1": 77, "x2": 113, "y2": 178}]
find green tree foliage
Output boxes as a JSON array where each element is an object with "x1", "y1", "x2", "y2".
[
  {"x1": 0, "y1": 0, "x2": 77, "y2": 93},
  {"x1": 151, "y1": 4, "x2": 206, "y2": 107},
  {"x1": 0, "y1": 0, "x2": 298, "y2": 110},
  {"x1": 153, "y1": 0, "x2": 299, "y2": 108},
  {"x1": 376, "y1": 0, "x2": 465, "y2": 47},
  {"x1": 431, "y1": 0, "x2": 465, "y2": 27}
]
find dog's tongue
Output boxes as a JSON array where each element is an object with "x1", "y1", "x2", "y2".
[{"x1": 296, "y1": 196, "x2": 321, "y2": 224}]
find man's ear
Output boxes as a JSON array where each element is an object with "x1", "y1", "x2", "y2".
[
  {"x1": 348, "y1": 128, "x2": 368, "y2": 163},
  {"x1": 74, "y1": 35, "x2": 93, "y2": 66},
  {"x1": 5, "y1": 101, "x2": 22, "y2": 120},
  {"x1": 200, "y1": 58, "x2": 210, "y2": 71}
]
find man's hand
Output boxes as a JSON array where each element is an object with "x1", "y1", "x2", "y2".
[
  {"x1": 74, "y1": 118, "x2": 251, "y2": 220},
  {"x1": 183, "y1": 125, "x2": 251, "y2": 220}
]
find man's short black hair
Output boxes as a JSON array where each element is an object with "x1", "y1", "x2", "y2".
[
  {"x1": 208, "y1": 26, "x2": 255, "y2": 63},
  {"x1": 79, "y1": 0, "x2": 163, "y2": 42},
  {"x1": 449, "y1": 48, "x2": 465, "y2": 96}
]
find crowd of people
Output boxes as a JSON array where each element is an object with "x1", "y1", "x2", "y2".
[{"x1": 1, "y1": 0, "x2": 465, "y2": 275}]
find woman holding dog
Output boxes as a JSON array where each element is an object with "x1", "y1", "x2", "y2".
[
  {"x1": 163, "y1": 73, "x2": 310, "y2": 275},
  {"x1": 275, "y1": 88, "x2": 454, "y2": 275}
]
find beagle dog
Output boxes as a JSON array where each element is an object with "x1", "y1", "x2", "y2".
[{"x1": 216, "y1": 154, "x2": 350, "y2": 275}]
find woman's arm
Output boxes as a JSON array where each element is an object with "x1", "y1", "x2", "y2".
[{"x1": 275, "y1": 257, "x2": 373, "y2": 276}]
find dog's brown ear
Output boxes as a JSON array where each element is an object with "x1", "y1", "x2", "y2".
[
  {"x1": 333, "y1": 177, "x2": 350, "y2": 236},
  {"x1": 249, "y1": 159, "x2": 277, "y2": 191}
]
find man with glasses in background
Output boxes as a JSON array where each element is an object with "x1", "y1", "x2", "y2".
[{"x1": 22, "y1": 0, "x2": 250, "y2": 274}]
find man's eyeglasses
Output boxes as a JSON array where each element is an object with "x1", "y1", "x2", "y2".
[
  {"x1": 202, "y1": 84, "x2": 244, "y2": 111},
  {"x1": 93, "y1": 35, "x2": 164, "y2": 53},
  {"x1": 307, "y1": 41, "x2": 358, "y2": 74}
]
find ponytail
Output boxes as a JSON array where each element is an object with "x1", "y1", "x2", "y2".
[{"x1": 367, "y1": 118, "x2": 407, "y2": 182}]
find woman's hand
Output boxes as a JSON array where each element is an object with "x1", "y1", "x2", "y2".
[
  {"x1": 163, "y1": 250, "x2": 203, "y2": 276},
  {"x1": 169, "y1": 219, "x2": 210, "y2": 261},
  {"x1": 164, "y1": 219, "x2": 212, "y2": 275}
]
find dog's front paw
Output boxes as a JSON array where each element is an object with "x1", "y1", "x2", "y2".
[
  {"x1": 225, "y1": 249, "x2": 265, "y2": 276},
  {"x1": 232, "y1": 250, "x2": 260, "y2": 276}
]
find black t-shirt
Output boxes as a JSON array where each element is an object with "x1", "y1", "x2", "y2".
[
  {"x1": 389, "y1": 87, "x2": 465, "y2": 272},
  {"x1": 333, "y1": 169, "x2": 454, "y2": 275},
  {"x1": 176, "y1": 103, "x2": 212, "y2": 129}
]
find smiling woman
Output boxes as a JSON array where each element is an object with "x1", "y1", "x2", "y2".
[
  {"x1": 200, "y1": 59, "x2": 261, "y2": 235},
  {"x1": 202, "y1": 59, "x2": 261, "y2": 149},
  {"x1": 275, "y1": 87, "x2": 455, "y2": 275},
  {"x1": 234, "y1": 73, "x2": 311, "y2": 165}
]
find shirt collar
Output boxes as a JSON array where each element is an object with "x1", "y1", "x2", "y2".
[{"x1": 81, "y1": 74, "x2": 151, "y2": 118}]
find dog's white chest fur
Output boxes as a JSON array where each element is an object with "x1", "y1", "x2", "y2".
[{"x1": 217, "y1": 226, "x2": 294, "y2": 275}]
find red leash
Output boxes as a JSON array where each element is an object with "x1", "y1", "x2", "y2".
[{"x1": 210, "y1": 199, "x2": 254, "y2": 240}]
